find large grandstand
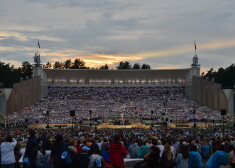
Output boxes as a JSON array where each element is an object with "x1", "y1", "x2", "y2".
[
  {"x1": 7, "y1": 86, "x2": 222, "y2": 128},
  {"x1": 0, "y1": 53, "x2": 234, "y2": 128}
]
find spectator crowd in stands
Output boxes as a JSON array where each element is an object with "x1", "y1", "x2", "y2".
[{"x1": 7, "y1": 87, "x2": 222, "y2": 127}]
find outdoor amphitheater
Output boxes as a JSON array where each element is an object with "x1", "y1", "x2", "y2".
[{"x1": 0, "y1": 56, "x2": 234, "y2": 130}]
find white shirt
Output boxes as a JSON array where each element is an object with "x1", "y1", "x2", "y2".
[
  {"x1": 97, "y1": 142, "x2": 102, "y2": 150},
  {"x1": 1, "y1": 138, "x2": 17, "y2": 165},
  {"x1": 170, "y1": 146, "x2": 176, "y2": 159},
  {"x1": 157, "y1": 145, "x2": 164, "y2": 157}
]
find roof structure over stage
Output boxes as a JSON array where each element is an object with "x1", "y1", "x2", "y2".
[{"x1": 41, "y1": 68, "x2": 193, "y2": 87}]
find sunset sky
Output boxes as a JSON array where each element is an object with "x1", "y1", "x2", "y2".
[{"x1": 0, "y1": 0, "x2": 235, "y2": 73}]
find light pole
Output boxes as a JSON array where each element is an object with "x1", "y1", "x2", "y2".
[
  {"x1": 102, "y1": 110, "x2": 104, "y2": 124},
  {"x1": 151, "y1": 110, "x2": 153, "y2": 127},
  {"x1": 46, "y1": 110, "x2": 50, "y2": 128},
  {"x1": 46, "y1": 97, "x2": 53, "y2": 128},
  {"x1": 71, "y1": 116, "x2": 74, "y2": 136},
  {"x1": 221, "y1": 109, "x2": 226, "y2": 136},
  {"x1": 89, "y1": 110, "x2": 92, "y2": 127},
  {"x1": 175, "y1": 114, "x2": 178, "y2": 128},
  {"x1": 193, "y1": 109, "x2": 196, "y2": 128}
]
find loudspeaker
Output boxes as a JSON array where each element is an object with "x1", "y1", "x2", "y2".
[
  {"x1": 151, "y1": 110, "x2": 153, "y2": 115},
  {"x1": 46, "y1": 110, "x2": 49, "y2": 115},
  {"x1": 193, "y1": 109, "x2": 196, "y2": 115},
  {"x1": 221, "y1": 109, "x2": 226, "y2": 116},
  {"x1": 70, "y1": 110, "x2": 75, "y2": 117},
  {"x1": 89, "y1": 110, "x2": 92, "y2": 115},
  {"x1": 25, "y1": 119, "x2": 28, "y2": 123}
]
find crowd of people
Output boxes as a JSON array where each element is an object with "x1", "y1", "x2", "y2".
[
  {"x1": 7, "y1": 87, "x2": 223, "y2": 127},
  {"x1": 0, "y1": 127, "x2": 235, "y2": 168},
  {"x1": 1, "y1": 86, "x2": 233, "y2": 168}
]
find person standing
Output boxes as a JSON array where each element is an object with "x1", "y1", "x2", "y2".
[
  {"x1": 88, "y1": 149, "x2": 103, "y2": 168},
  {"x1": 101, "y1": 146, "x2": 110, "y2": 163},
  {"x1": 206, "y1": 145, "x2": 228, "y2": 168},
  {"x1": 145, "y1": 146, "x2": 160, "y2": 168},
  {"x1": 14, "y1": 144, "x2": 22, "y2": 168},
  {"x1": 50, "y1": 135, "x2": 66, "y2": 168},
  {"x1": 128, "y1": 140, "x2": 139, "y2": 158},
  {"x1": 109, "y1": 135, "x2": 128, "y2": 168},
  {"x1": 188, "y1": 144, "x2": 203, "y2": 168},
  {"x1": 24, "y1": 130, "x2": 39, "y2": 168},
  {"x1": 137, "y1": 141, "x2": 150, "y2": 158},
  {"x1": 161, "y1": 144, "x2": 175, "y2": 168},
  {"x1": 200, "y1": 139, "x2": 211, "y2": 159},
  {"x1": 77, "y1": 146, "x2": 90, "y2": 168},
  {"x1": 1, "y1": 135, "x2": 17, "y2": 168},
  {"x1": 175, "y1": 145, "x2": 189, "y2": 168}
]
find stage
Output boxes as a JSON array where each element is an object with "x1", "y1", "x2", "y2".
[
  {"x1": 97, "y1": 123, "x2": 150, "y2": 129},
  {"x1": 28, "y1": 123, "x2": 150, "y2": 129},
  {"x1": 27, "y1": 122, "x2": 214, "y2": 129}
]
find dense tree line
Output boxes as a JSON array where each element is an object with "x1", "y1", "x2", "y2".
[
  {"x1": 202, "y1": 64, "x2": 235, "y2": 89},
  {"x1": 0, "y1": 61, "x2": 32, "y2": 88},
  {"x1": 116, "y1": 61, "x2": 151, "y2": 69},
  {"x1": 43, "y1": 59, "x2": 89, "y2": 69}
]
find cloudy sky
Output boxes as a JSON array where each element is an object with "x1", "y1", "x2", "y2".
[{"x1": 0, "y1": 0, "x2": 235, "y2": 73}]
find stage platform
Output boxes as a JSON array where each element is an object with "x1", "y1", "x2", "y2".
[
  {"x1": 28, "y1": 122, "x2": 212, "y2": 129},
  {"x1": 28, "y1": 123, "x2": 150, "y2": 129},
  {"x1": 97, "y1": 123, "x2": 150, "y2": 129}
]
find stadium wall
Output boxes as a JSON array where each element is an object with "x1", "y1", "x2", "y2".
[
  {"x1": 0, "y1": 94, "x2": 6, "y2": 116},
  {"x1": 33, "y1": 66, "x2": 48, "y2": 99},
  {"x1": 6, "y1": 77, "x2": 41, "y2": 114},
  {"x1": 0, "y1": 89, "x2": 12, "y2": 116},
  {"x1": 223, "y1": 89, "x2": 234, "y2": 116},
  {"x1": 193, "y1": 77, "x2": 228, "y2": 113}
]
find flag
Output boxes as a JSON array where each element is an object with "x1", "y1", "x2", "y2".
[
  {"x1": 194, "y1": 41, "x2": 197, "y2": 50},
  {"x1": 38, "y1": 39, "x2": 40, "y2": 48}
]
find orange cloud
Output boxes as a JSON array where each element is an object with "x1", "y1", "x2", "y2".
[{"x1": 83, "y1": 54, "x2": 142, "y2": 68}]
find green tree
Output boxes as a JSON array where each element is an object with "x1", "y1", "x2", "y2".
[
  {"x1": 21, "y1": 61, "x2": 33, "y2": 79},
  {"x1": 71, "y1": 59, "x2": 85, "y2": 69},
  {"x1": 116, "y1": 61, "x2": 132, "y2": 69},
  {"x1": 44, "y1": 62, "x2": 52, "y2": 69},
  {"x1": 141, "y1": 64, "x2": 151, "y2": 69},
  {"x1": 0, "y1": 62, "x2": 21, "y2": 87},
  {"x1": 64, "y1": 59, "x2": 72, "y2": 69},
  {"x1": 53, "y1": 62, "x2": 63, "y2": 69},
  {"x1": 100, "y1": 64, "x2": 109, "y2": 69},
  {"x1": 204, "y1": 68, "x2": 216, "y2": 80},
  {"x1": 133, "y1": 63, "x2": 141, "y2": 69},
  {"x1": 204, "y1": 64, "x2": 235, "y2": 88}
]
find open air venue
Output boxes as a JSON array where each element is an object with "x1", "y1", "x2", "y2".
[{"x1": 1, "y1": 0, "x2": 235, "y2": 168}]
